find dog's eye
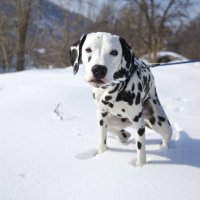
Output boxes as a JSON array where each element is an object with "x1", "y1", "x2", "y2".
[
  {"x1": 85, "y1": 48, "x2": 92, "y2": 53},
  {"x1": 110, "y1": 49, "x2": 118, "y2": 56}
]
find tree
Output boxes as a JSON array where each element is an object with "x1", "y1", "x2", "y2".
[
  {"x1": 120, "y1": 0, "x2": 191, "y2": 62},
  {"x1": 0, "y1": 1, "x2": 16, "y2": 72},
  {"x1": 0, "y1": 13, "x2": 9, "y2": 71},
  {"x1": 15, "y1": 0, "x2": 33, "y2": 71},
  {"x1": 168, "y1": 15, "x2": 200, "y2": 59},
  {"x1": 115, "y1": 4, "x2": 145, "y2": 56}
]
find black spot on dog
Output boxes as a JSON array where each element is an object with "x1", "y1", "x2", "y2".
[
  {"x1": 135, "y1": 92, "x2": 141, "y2": 105},
  {"x1": 137, "y1": 141, "x2": 142, "y2": 150},
  {"x1": 117, "y1": 114, "x2": 122, "y2": 117},
  {"x1": 143, "y1": 75, "x2": 151, "y2": 94},
  {"x1": 102, "y1": 112, "x2": 108, "y2": 118},
  {"x1": 158, "y1": 116, "x2": 166, "y2": 122},
  {"x1": 121, "y1": 130, "x2": 128, "y2": 138},
  {"x1": 100, "y1": 120, "x2": 104, "y2": 126},
  {"x1": 153, "y1": 99, "x2": 157, "y2": 105},
  {"x1": 155, "y1": 89, "x2": 159, "y2": 98},
  {"x1": 102, "y1": 99, "x2": 114, "y2": 109},
  {"x1": 138, "y1": 127, "x2": 145, "y2": 136},
  {"x1": 143, "y1": 76, "x2": 147, "y2": 85},
  {"x1": 102, "y1": 100, "x2": 109, "y2": 105},
  {"x1": 157, "y1": 116, "x2": 166, "y2": 126},
  {"x1": 93, "y1": 93, "x2": 95, "y2": 99},
  {"x1": 145, "y1": 86, "x2": 150, "y2": 97},
  {"x1": 88, "y1": 56, "x2": 91, "y2": 62},
  {"x1": 138, "y1": 82, "x2": 142, "y2": 92},
  {"x1": 137, "y1": 71, "x2": 141, "y2": 79},
  {"x1": 133, "y1": 116, "x2": 139, "y2": 122},
  {"x1": 105, "y1": 95, "x2": 112, "y2": 101},
  {"x1": 114, "y1": 68, "x2": 129, "y2": 79},
  {"x1": 109, "y1": 103, "x2": 114, "y2": 108},
  {"x1": 138, "y1": 111, "x2": 143, "y2": 118},
  {"x1": 133, "y1": 111, "x2": 143, "y2": 122},
  {"x1": 149, "y1": 116, "x2": 156, "y2": 125},
  {"x1": 116, "y1": 90, "x2": 135, "y2": 105},
  {"x1": 131, "y1": 83, "x2": 135, "y2": 91},
  {"x1": 121, "y1": 118, "x2": 127, "y2": 122},
  {"x1": 122, "y1": 109, "x2": 125, "y2": 112},
  {"x1": 104, "y1": 138, "x2": 107, "y2": 145},
  {"x1": 109, "y1": 84, "x2": 120, "y2": 94}
]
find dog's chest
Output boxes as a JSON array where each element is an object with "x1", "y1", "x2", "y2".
[{"x1": 93, "y1": 88, "x2": 132, "y2": 117}]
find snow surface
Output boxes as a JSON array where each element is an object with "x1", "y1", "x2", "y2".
[
  {"x1": 0, "y1": 63, "x2": 200, "y2": 200},
  {"x1": 141, "y1": 51, "x2": 187, "y2": 63},
  {"x1": 156, "y1": 51, "x2": 187, "y2": 60}
]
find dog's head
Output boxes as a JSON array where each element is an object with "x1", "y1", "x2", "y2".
[{"x1": 69, "y1": 32, "x2": 135, "y2": 87}]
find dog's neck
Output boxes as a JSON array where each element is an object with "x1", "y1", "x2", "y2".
[{"x1": 95, "y1": 58, "x2": 146, "y2": 91}]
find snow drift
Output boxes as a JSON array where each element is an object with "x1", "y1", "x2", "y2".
[{"x1": 0, "y1": 63, "x2": 200, "y2": 200}]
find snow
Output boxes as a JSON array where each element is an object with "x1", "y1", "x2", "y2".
[
  {"x1": 141, "y1": 51, "x2": 187, "y2": 63},
  {"x1": 156, "y1": 51, "x2": 187, "y2": 60},
  {"x1": 34, "y1": 48, "x2": 46, "y2": 54},
  {"x1": 0, "y1": 63, "x2": 200, "y2": 200}
]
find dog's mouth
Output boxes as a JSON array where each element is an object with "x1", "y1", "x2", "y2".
[
  {"x1": 88, "y1": 79, "x2": 107, "y2": 88},
  {"x1": 89, "y1": 79, "x2": 105, "y2": 84}
]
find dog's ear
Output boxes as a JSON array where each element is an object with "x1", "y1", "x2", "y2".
[
  {"x1": 119, "y1": 37, "x2": 135, "y2": 69},
  {"x1": 113, "y1": 37, "x2": 135, "y2": 80},
  {"x1": 69, "y1": 34, "x2": 87, "y2": 75}
]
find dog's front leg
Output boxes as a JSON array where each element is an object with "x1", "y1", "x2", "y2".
[
  {"x1": 132, "y1": 118, "x2": 146, "y2": 166},
  {"x1": 97, "y1": 109, "x2": 108, "y2": 154}
]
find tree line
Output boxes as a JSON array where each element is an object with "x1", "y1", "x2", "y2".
[{"x1": 0, "y1": 0, "x2": 199, "y2": 72}]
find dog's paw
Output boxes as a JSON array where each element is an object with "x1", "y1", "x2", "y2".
[
  {"x1": 98, "y1": 145, "x2": 107, "y2": 154},
  {"x1": 136, "y1": 159, "x2": 146, "y2": 167},
  {"x1": 129, "y1": 158, "x2": 146, "y2": 167},
  {"x1": 135, "y1": 155, "x2": 147, "y2": 167}
]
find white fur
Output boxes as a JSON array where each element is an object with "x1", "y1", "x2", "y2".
[{"x1": 82, "y1": 32, "x2": 122, "y2": 86}]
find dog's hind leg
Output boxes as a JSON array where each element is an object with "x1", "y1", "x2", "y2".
[
  {"x1": 143, "y1": 98, "x2": 172, "y2": 147},
  {"x1": 108, "y1": 128, "x2": 131, "y2": 143}
]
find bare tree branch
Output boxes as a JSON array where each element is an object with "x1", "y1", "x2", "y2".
[{"x1": 159, "y1": 0, "x2": 176, "y2": 32}]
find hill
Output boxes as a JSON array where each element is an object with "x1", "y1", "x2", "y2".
[{"x1": 0, "y1": 0, "x2": 92, "y2": 68}]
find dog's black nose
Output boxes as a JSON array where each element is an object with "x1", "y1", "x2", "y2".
[{"x1": 92, "y1": 65, "x2": 107, "y2": 79}]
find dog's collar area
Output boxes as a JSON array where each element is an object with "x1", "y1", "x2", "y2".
[
  {"x1": 128, "y1": 58, "x2": 149, "y2": 79},
  {"x1": 98, "y1": 58, "x2": 148, "y2": 90}
]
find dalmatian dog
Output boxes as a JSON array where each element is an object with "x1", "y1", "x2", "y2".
[{"x1": 69, "y1": 32, "x2": 172, "y2": 166}]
